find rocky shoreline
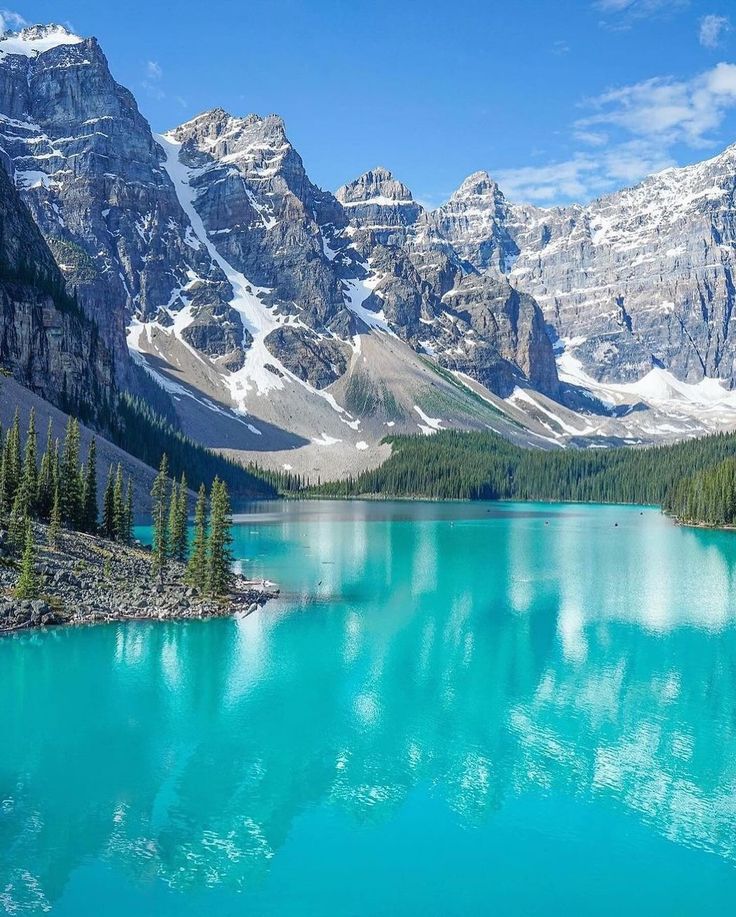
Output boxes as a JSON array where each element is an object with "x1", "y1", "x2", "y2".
[{"x1": 0, "y1": 524, "x2": 278, "y2": 634}]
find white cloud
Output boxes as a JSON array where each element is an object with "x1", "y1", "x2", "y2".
[
  {"x1": 0, "y1": 8, "x2": 27, "y2": 32},
  {"x1": 142, "y1": 60, "x2": 165, "y2": 100},
  {"x1": 700, "y1": 14, "x2": 731, "y2": 49},
  {"x1": 496, "y1": 141, "x2": 674, "y2": 205},
  {"x1": 573, "y1": 129, "x2": 609, "y2": 146},
  {"x1": 578, "y1": 63, "x2": 736, "y2": 147},
  {"x1": 551, "y1": 40, "x2": 570, "y2": 55},
  {"x1": 595, "y1": 0, "x2": 686, "y2": 14},
  {"x1": 493, "y1": 61, "x2": 736, "y2": 204}
]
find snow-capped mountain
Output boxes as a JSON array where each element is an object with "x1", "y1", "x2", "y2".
[
  {"x1": 3, "y1": 22, "x2": 736, "y2": 476},
  {"x1": 508, "y1": 147, "x2": 736, "y2": 385},
  {"x1": 0, "y1": 24, "x2": 234, "y2": 384},
  {"x1": 336, "y1": 167, "x2": 422, "y2": 244}
]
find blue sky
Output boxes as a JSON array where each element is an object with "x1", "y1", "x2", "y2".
[{"x1": 3, "y1": 0, "x2": 736, "y2": 206}]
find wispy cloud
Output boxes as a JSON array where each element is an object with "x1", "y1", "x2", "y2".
[
  {"x1": 142, "y1": 60, "x2": 165, "y2": 100},
  {"x1": 699, "y1": 14, "x2": 731, "y2": 48},
  {"x1": 551, "y1": 40, "x2": 570, "y2": 55},
  {"x1": 496, "y1": 142, "x2": 675, "y2": 204},
  {"x1": 578, "y1": 63, "x2": 736, "y2": 147},
  {"x1": 495, "y1": 61, "x2": 736, "y2": 204},
  {"x1": 595, "y1": 0, "x2": 689, "y2": 29},
  {"x1": 0, "y1": 8, "x2": 27, "y2": 32}
]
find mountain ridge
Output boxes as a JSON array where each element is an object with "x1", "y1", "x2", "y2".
[{"x1": 2, "y1": 22, "x2": 736, "y2": 480}]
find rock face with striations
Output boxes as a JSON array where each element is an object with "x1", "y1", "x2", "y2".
[
  {"x1": 166, "y1": 108, "x2": 359, "y2": 335},
  {"x1": 0, "y1": 23, "x2": 561, "y2": 414},
  {"x1": 0, "y1": 163, "x2": 115, "y2": 413},
  {"x1": 412, "y1": 171, "x2": 520, "y2": 274},
  {"x1": 407, "y1": 149, "x2": 736, "y2": 388},
  {"x1": 336, "y1": 167, "x2": 423, "y2": 245},
  {"x1": 338, "y1": 167, "x2": 560, "y2": 397},
  {"x1": 506, "y1": 147, "x2": 736, "y2": 384},
  {"x1": 0, "y1": 24, "x2": 237, "y2": 376}
]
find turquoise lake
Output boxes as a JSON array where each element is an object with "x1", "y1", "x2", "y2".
[{"x1": 2, "y1": 500, "x2": 736, "y2": 914}]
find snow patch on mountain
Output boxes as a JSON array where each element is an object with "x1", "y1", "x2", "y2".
[{"x1": 0, "y1": 25, "x2": 83, "y2": 57}]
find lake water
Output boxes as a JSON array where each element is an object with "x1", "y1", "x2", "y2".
[{"x1": 2, "y1": 501, "x2": 736, "y2": 914}]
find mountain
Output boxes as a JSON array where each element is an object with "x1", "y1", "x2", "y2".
[
  {"x1": 0, "y1": 160, "x2": 115, "y2": 417},
  {"x1": 507, "y1": 146, "x2": 736, "y2": 386},
  {"x1": 0, "y1": 24, "x2": 234, "y2": 384},
  {"x1": 3, "y1": 21, "x2": 736, "y2": 479}
]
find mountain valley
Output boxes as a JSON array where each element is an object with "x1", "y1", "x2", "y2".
[{"x1": 3, "y1": 23, "x2": 736, "y2": 479}]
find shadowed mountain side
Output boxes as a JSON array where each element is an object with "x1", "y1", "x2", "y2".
[
  {"x1": 172, "y1": 388, "x2": 310, "y2": 452},
  {"x1": 0, "y1": 377, "x2": 157, "y2": 515}
]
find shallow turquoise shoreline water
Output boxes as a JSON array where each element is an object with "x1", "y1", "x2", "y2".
[{"x1": 2, "y1": 501, "x2": 736, "y2": 914}]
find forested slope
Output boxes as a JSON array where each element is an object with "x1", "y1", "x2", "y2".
[{"x1": 308, "y1": 430, "x2": 736, "y2": 509}]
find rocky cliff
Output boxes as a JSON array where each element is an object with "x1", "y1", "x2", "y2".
[
  {"x1": 0, "y1": 162, "x2": 114, "y2": 415},
  {"x1": 507, "y1": 146, "x2": 736, "y2": 384},
  {"x1": 0, "y1": 24, "x2": 233, "y2": 379},
  {"x1": 5, "y1": 20, "x2": 736, "y2": 468}
]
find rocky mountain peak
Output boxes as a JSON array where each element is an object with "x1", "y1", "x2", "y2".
[
  {"x1": 336, "y1": 166, "x2": 416, "y2": 205},
  {"x1": 449, "y1": 170, "x2": 502, "y2": 203},
  {"x1": 0, "y1": 23, "x2": 84, "y2": 56},
  {"x1": 412, "y1": 170, "x2": 518, "y2": 274},
  {"x1": 335, "y1": 167, "x2": 422, "y2": 243}
]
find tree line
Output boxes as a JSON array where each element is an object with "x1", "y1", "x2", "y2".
[
  {"x1": 304, "y1": 429, "x2": 736, "y2": 511},
  {"x1": 149, "y1": 455, "x2": 234, "y2": 598},
  {"x1": 1, "y1": 409, "x2": 137, "y2": 599},
  {"x1": 663, "y1": 458, "x2": 736, "y2": 526},
  {"x1": 2, "y1": 408, "x2": 235, "y2": 600}
]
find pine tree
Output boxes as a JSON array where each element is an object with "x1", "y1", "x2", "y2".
[
  {"x1": 151, "y1": 454, "x2": 170, "y2": 582},
  {"x1": 14, "y1": 520, "x2": 40, "y2": 600},
  {"x1": 49, "y1": 483, "x2": 61, "y2": 549},
  {"x1": 185, "y1": 483, "x2": 207, "y2": 588},
  {"x1": 113, "y1": 463, "x2": 125, "y2": 540},
  {"x1": 168, "y1": 473, "x2": 189, "y2": 562},
  {"x1": 2, "y1": 409, "x2": 21, "y2": 513},
  {"x1": 124, "y1": 479, "x2": 134, "y2": 545},
  {"x1": 175, "y1": 472, "x2": 189, "y2": 561},
  {"x1": 20, "y1": 408, "x2": 38, "y2": 514},
  {"x1": 8, "y1": 486, "x2": 29, "y2": 553},
  {"x1": 206, "y1": 477, "x2": 233, "y2": 598},
  {"x1": 81, "y1": 438, "x2": 98, "y2": 533},
  {"x1": 0, "y1": 424, "x2": 6, "y2": 522},
  {"x1": 102, "y1": 465, "x2": 115, "y2": 539},
  {"x1": 60, "y1": 417, "x2": 82, "y2": 527},
  {"x1": 167, "y1": 479, "x2": 180, "y2": 559},
  {"x1": 37, "y1": 420, "x2": 55, "y2": 519}
]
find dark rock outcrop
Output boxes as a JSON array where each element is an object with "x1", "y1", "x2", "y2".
[
  {"x1": 0, "y1": 163, "x2": 115, "y2": 414},
  {"x1": 264, "y1": 326, "x2": 349, "y2": 389}
]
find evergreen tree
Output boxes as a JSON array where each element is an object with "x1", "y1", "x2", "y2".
[
  {"x1": 206, "y1": 477, "x2": 233, "y2": 598},
  {"x1": 2, "y1": 409, "x2": 21, "y2": 513},
  {"x1": 60, "y1": 417, "x2": 82, "y2": 527},
  {"x1": 20, "y1": 408, "x2": 38, "y2": 514},
  {"x1": 168, "y1": 473, "x2": 189, "y2": 562},
  {"x1": 37, "y1": 420, "x2": 55, "y2": 520},
  {"x1": 185, "y1": 483, "x2": 207, "y2": 588},
  {"x1": 151, "y1": 454, "x2": 170, "y2": 582},
  {"x1": 113, "y1": 463, "x2": 125, "y2": 540},
  {"x1": 167, "y1": 479, "x2": 180, "y2": 559},
  {"x1": 0, "y1": 423, "x2": 6, "y2": 522},
  {"x1": 49, "y1": 483, "x2": 61, "y2": 549},
  {"x1": 102, "y1": 465, "x2": 115, "y2": 539},
  {"x1": 81, "y1": 438, "x2": 98, "y2": 533},
  {"x1": 8, "y1": 486, "x2": 30, "y2": 553},
  {"x1": 124, "y1": 479, "x2": 134, "y2": 545},
  {"x1": 175, "y1": 472, "x2": 189, "y2": 561},
  {"x1": 14, "y1": 520, "x2": 40, "y2": 600}
]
